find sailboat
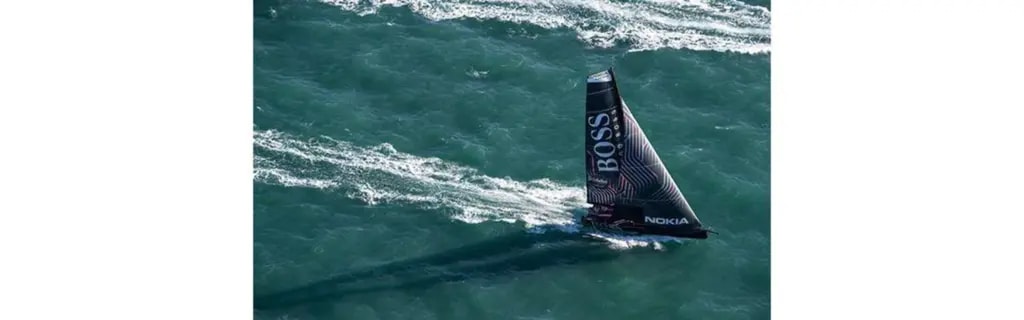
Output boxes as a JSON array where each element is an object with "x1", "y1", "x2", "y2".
[{"x1": 580, "y1": 68, "x2": 712, "y2": 239}]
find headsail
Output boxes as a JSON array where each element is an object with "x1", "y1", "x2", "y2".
[{"x1": 584, "y1": 68, "x2": 704, "y2": 234}]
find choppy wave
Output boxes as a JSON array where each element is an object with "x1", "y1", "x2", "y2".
[
  {"x1": 321, "y1": 0, "x2": 771, "y2": 54},
  {"x1": 254, "y1": 129, "x2": 691, "y2": 249}
]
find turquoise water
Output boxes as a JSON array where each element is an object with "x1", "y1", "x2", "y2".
[{"x1": 254, "y1": 0, "x2": 770, "y2": 319}]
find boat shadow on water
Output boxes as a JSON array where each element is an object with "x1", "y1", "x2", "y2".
[{"x1": 253, "y1": 226, "x2": 679, "y2": 310}]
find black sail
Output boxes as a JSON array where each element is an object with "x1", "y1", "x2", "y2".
[{"x1": 584, "y1": 69, "x2": 703, "y2": 231}]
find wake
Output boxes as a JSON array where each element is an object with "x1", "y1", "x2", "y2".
[
  {"x1": 321, "y1": 0, "x2": 771, "y2": 54},
  {"x1": 254, "y1": 129, "x2": 688, "y2": 249}
]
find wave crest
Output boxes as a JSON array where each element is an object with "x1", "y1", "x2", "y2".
[{"x1": 321, "y1": 0, "x2": 771, "y2": 54}]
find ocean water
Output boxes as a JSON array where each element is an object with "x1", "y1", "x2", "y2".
[{"x1": 253, "y1": 0, "x2": 770, "y2": 319}]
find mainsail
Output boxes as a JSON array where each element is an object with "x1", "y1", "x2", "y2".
[{"x1": 584, "y1": 68, "x2": 704, "y2": 233}]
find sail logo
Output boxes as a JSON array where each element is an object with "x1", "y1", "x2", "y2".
[
  {"x1": 645, "y1": 216, "x2": 688, "y2": 225},
  {"x1": 588, "y1": 113, "x2": 619, "y2": 172}
]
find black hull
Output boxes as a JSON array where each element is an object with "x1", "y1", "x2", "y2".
[{"x1": 580, "y1": 215, "x2": 709, "y2": 239}]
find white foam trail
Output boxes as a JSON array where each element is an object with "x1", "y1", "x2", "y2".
[
  {"x1": 254, "y1": 155, "x2": 339, "y2": 189},
  {"x1": 321, "y1": 0, "x2": 770, "y2": 54},
  {"x1": 254, "y1": 129, "x2": 691, "y2": 249},
  {"x1": 254, "y1": 129, "x2": 585, "y2": 227},
  {"x1": 586, "y1": 233, "x2": 679, "y2": 250}
]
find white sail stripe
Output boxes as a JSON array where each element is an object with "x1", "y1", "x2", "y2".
[{"x1": 621, "y1": 105, "x2": 659, "y2": 198}]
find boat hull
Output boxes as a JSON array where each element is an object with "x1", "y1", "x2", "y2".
[{"x1": 580, "y1": 214, "x2": 709, "y2": 239}]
